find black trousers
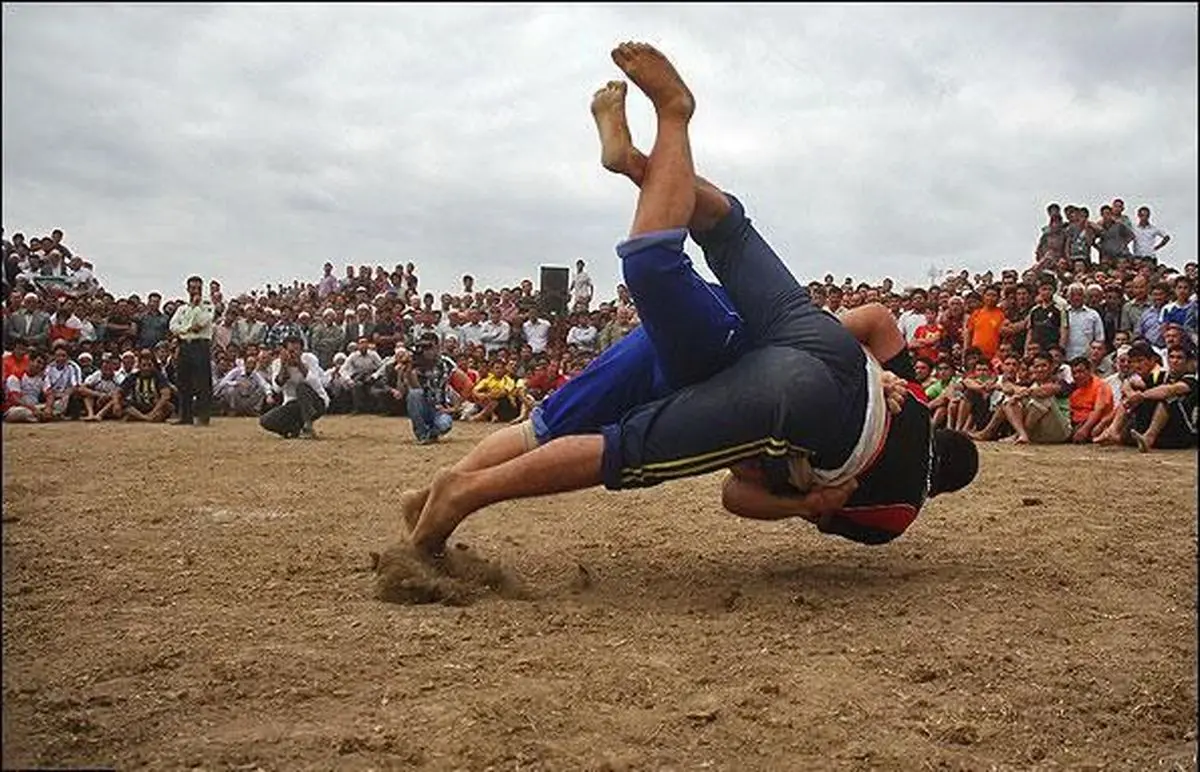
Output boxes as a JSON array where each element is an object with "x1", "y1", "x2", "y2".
[
  {"x1": 259, "y1": 382, "x2": 327, "y2": 437},
  {"x1": 178, "y1": 339, "x2": 213, "y2": 423}
]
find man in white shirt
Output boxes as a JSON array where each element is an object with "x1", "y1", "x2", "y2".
[
  {"x1": 79, "y1": 356, "x2": 124, "y2": 420},
  {"x1": 896, "y1": 290, "x2": 927, "y2": 346},
  {"x1": 260, "y1": 334, "x2": 329, "y2": 439},
  {"x1": 1062, "y1": 283, "x2": 1105, "y2": 360},
  {"x1": 522, "y1": 312, "x2": 552, "y2": 355},
  {"x1": 4, "y1": 353, "x2": 52, "y2": 423},
  {"x1": 570, "y1": 259, "x2": 594, "y2": 311},
  {"x1": 565, "y1": 312, "x2": 599, "y2": 352},
  {"x1": 479, "y1": 307, "x2": 511, "y2": 355},
  {"x1": 339, "y1": 337, "x2": 384, "y2": 414},
  {"x1": 459, "y1": 309, "x2": 485, "y2": 348},
  {"x1": 1131, "y1": 206, "x2": 1170, "y2": 262},
  {"x1": 43, "y1": 344, "x2": 82, "y2": 418}
]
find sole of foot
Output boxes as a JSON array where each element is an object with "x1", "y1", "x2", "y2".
[
  {"x1": 591, "y1": 80, "x2": 633, "y2": 173},
  {"x1": 610, "y1": 42, "x2": 694, "y2": 121}
]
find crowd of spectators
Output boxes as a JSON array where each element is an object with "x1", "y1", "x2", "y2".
[{"x1": 3, "y1": 197, "x2": 1197, "y2": 454}]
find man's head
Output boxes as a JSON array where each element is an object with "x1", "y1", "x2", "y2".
[
  {"x1": 1150, "y1": 282, "x2": 1169, "y2": 308},
  {"x1": 21, "y1": 292, "x2": 39, "y2": 311},
  {"x1": 1030, "y1": 352, "x2": 1054, "y2": 382},
  {"x1": 930, "y1": 430, "x2": 979, "y2": 497},
  {"x1": 1137, "y1": 206, "x2": 1151, "y2": 225},
  {"x1": 283, "y1": 334, "x2": 304, "y2": 355},
  {"x1": 914, "y1": 357, "x2": 933, "y2": 383},
  {"x1": 1166, "y1": 346, "x2": 1191, "y2": 377},
  {"x1": 100, "y1": 357, "x2": 118, "y2": 379},
  {"x1": 137, "y1": 349, "x2": 156, "y2": 372},
  {"x1": 576, "y1": 260, "x2": 586, "y2": 273},
  {"x1": 52, "y1": 345, "x2": 69, "y2": 367},
  {"x1": 186, "y1": 275, "x2": 203, "y2": 300},
  {"x1": 356, "y1": 336, "x2": 370, "y2": 354},
  {"x1": 1068, "y1": 356, "x2": 1093, "y2": 386},
  {"x1": 1127, "y1": 341, "x2": 1157, "y2": 376},
  {"x1": 25, "y1": 353, "x2": 46, "y2": 377},
  {"x1": 1173, "y1": 276, "x2": 1193, "y2": 303},
  {"x1": 1129, "y1": 274, "x2": 1149, "y2": 300},
  {"x1": 1066, "y1": 283, "x2": 1085, "y2": 309}
]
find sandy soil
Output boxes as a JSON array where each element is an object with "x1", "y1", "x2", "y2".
[{"x1": 2, "y1": 417, "x2": 1196, "y2": 771}]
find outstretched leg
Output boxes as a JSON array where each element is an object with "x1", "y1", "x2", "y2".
[{"x1": 409, "y1": 42, "x2": 703, "y2": 556}]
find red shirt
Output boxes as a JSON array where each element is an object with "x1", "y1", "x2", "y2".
[{"x1": 3, "y1": 352, "x2": 29, "y2": 382}]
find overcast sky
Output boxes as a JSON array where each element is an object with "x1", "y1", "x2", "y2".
[{"x1": 3, "y1": 4, "x2": 1197, "y2": 300}]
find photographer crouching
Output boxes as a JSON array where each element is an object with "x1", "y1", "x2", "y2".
[{"x1": 405, "y1": 332, "x2": 469, "y2": 445}]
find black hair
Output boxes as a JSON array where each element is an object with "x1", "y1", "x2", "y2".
[
  {"x1": 931, "y1": 429, "x2": 979, "y2": 496},
  {"x1": 1067, "y1": 356, "x2": 1091, "y2": 370}
]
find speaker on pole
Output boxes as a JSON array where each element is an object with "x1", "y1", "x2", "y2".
[{"x1": 539, "y1": 265, "x2": 570, "y2": 317}]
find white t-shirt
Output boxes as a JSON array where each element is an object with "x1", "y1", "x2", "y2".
[
  {"x1": 522, "y1": 318, "x2": 552, "y2": 354},
  {"x1": 271, "y1": 352, "x2": 330, "y2": 406},
  {"x1": 897, "y1": 310, "x2": 925, "y2": 344},
  {"x1": 566, "y1": 325, "x2": 598, "y2": 350},
  {"x1": 1131, "y1": 223, "x2": 1168, "y2": 257},
  {"x1": 570, "y1": 271, "x2": 594, "y2": 305},
  {"x1": 43, "y1": 361, "x2": 81, "y2": 392},
  {"x1": 83, "y1": 371, "x2": 122, "y2": 395}
]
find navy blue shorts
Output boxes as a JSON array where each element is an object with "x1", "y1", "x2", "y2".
[
  {"x1": 599, "y1": 195, "x2": 868, "y2": 493},
  {"x1": 532, "y1": 228, "x2": 747, "y2": 442}
]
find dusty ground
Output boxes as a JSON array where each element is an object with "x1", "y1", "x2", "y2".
[{"x1": 2, "y1": 417, "x2": 1196, "y2": 771}]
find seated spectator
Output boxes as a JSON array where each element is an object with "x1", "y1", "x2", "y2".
[
  {"x1": 1094, "y1": 341, "x2": 1164, "y2": 446},
  {"x1": 955, "y1": 360, "x2": 998, "y2": 433},
  {"x1": 48, "y1": 299, "x2": 83, "y2": 344},
  {"x1": 340, "y1": 337, "x2": 384, "y2": 414},
  {"x1": 1000, "y1": 351, "x2": 1072, "y2": 444},
  {"x1": 469, "y1": 360, "x2": 519, "y2": 423},
  {"x1": 43, "y1": 343, "x2": 82, "y2": 419},
  {"x1": 969, "y1": 353, "x2": 1026, "y2": 441},
  {"x1": 926, "y1": 359, "x2": 960, "y2": 429},
  {"x1": 4, "y1": 352, "x2": 52, "y2": 423},
  {"x1": 370, "y1": 347, "x2": 412, "y2": 417},
  {"x1": 1087, "y1": 340, "x2": 1114, "y2": 377},
  {"x1": 565, "y1": 311, "x2": 599, "y2": 352},
  {"x1": 79, "y1": 356, "x2": 123, "y2": 421},
  {"x1": 1162, "y1": 276, "x2": 1197, "y2": 345},
  {"x1": 117, "y1": 350, "x2": 173, "y2": 422},
  {"x1": 3, "y1": 338, "x2": 31, "y2": 381},
  {"x1": 76, "y1": 351, "x2": 97, "y2": 382},
  {"x1": 324, "y1": 352, "x2": 354, "y2": 413},
  {"x1": 216, "y1": 353, "x2": 271, "y2": 416},
  {"x1": 4, "y1": 292, "x2": 50, "y2": 350},
  {"x1": 1129, "y1": 345, "x2": 1198, "y2": 452},
  {"x1": 1065, "y1": 356, "x2": 1114, "y2": 444}
]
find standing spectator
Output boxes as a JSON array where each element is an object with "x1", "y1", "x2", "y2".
[
  {"x1": 964, "y1": 285, "x2": 1006, "y2": 361},
  {"x1": 345, "y1": 303, "x2": 375, "y2": 343},
  {"x1": 317, "y1": 262, "x2": 340, "y2": 299},
  {"x1": 1161, "y1": 276, "x2": 1197, "y2": 344},
  {"x1": 1131, "y1": 206, "x2": 1170, "y2": 264},
  {"x1": 260, "y1": 334, "x2": 328, "y2": 439},
  {"x1": 1098, "y1": 284, "x2": 1125, "y2": 347},
  {"x1": 570, "y1": 259, "x2": 594, "y2": 311},
  {"x1": 3, "y1": 352, "x2": 51, "y2": 423},
  {"x1": 1066, "y1": 206, "x2": 1099, "y2": 267},
  {"x1": 1096, "y1": 205, "x2": 1134, "y2": 264},
  {"x1": 1119, "y1": 275, "x2": 1152, "y2": 334},
  {"x1": 4, "y1": 292, "x2": 50, "y2": 350},
  {"x1": 117, "y1": 350, "x2": 173, "y2": 423},
  {"x1": 137, "y1": 292, "x2": 171, "y2": 349},
  {"x1": 1035, "y1": 203, "x2": 1069, "y2": 265},
  {"x1": 1135, "y1": 282, "x2": 1170, "y2": 350},
  {"x1": 168, "y1": 275, "x2": 215, "y2": 427},
  {"x1": 105, "y1": 298, "x2": 138, "y2": 346},
  {"x1": 1062, "y1": 283, "x2": 1105, "y2": 360}
]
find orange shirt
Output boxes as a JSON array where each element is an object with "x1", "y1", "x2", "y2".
[
  {"x1": 967, "y1": 307, "x2": 1006, "y2": 360},
  {"x1": 3, "y1": 352, "x2": 29, "y2": 382},
  {"x1": 1068, "y1": 376, "x2": 1113, "y2": 425}
]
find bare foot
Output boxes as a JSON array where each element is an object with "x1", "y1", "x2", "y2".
[
  {"x1": 590, "y1": 80, "x2": 635, "y2": 173},
  {"x1": 410, "y1": 468, "x2": 470, "y2": 558},
  {"x1": 82, "y1": 414, "x2": 99, "y2": 422},
  {"x1": 610, "y1": 42, "x2": 694, "y2": 121},
  {"x1": 1013, "y1": 435, "x2": 1030, "y2": 445},
  {"x1": 1131, "y1": 430, "x2": 1149, "y2": 453},
  {"x1": 399, "y1": 488, "x2": 429, "y2": 536}
]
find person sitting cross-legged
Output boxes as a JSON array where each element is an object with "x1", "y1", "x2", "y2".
[
  {"x1": 117, "y1": 349, "x2": 173, "y2": 422},
  {"x1": 1129, "y1": 345, "x2": 1198, "y2": 452}
]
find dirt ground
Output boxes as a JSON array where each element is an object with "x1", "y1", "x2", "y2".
[{"x1": 2, "y1": 417, "x2": 1196, "y2": 771}]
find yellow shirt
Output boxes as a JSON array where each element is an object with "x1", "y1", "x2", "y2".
[
  {"x1": 169, "y1": 300, "x2": 216, "y2": 341},
  {"x1": 474, "y1": 374, "x2": 515, "y2": 399}
]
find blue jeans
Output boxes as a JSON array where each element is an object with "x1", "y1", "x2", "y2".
[{"x1": 406, "y1": 389, "x2": 454, "y2": 441}]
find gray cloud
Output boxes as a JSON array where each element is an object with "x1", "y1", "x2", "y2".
[{"x1": 3, "y1": 3, "x2": 1196, "y2": 299}]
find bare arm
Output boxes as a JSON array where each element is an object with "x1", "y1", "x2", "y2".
[
  {"x1": 721, "y1": 475, "x2": 858, "y2": 522},
  {"x1": 837, "y1": 303, "x2": 906, "y2": 363}
]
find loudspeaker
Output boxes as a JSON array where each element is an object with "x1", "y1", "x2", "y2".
[{"x1": 539, "y1": 265, "x2": 570, "y2": 317}]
